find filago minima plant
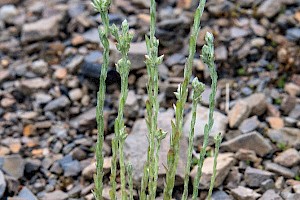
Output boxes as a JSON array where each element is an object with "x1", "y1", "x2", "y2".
[{"x1": 91, "y1": 0, "x2": 220, "y2": 199}]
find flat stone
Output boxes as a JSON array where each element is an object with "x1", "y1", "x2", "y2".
[
  {"x1": 220, "y1": 131, "x2": 272, "y2": 157},
  {"x1": 284, "y1": 82, "x2": 300, "y2": 97},
  {"x1": 231, "y1": 186, "x2": 261, "y2": 200},
  {"x1": 286, "y1": 28, "x2": 300, "y2": 42},
  {"x1": 201, "y1": 87, "x2": 221, "y2": 106},
  {"x1": 69, "y1": 107, "x2": 96, "y2": 129},
  {"x1": 124, "y1": 109, "x2": 188, "y2": 186},
  {"x1": 267, "y1": 117, "x2": 284, "y2": 130},
  {"x1": 66, "y1": 55, "x2": 84, "y2": 73},
  {"x1": 215, "y1": 45, "x2": 228, "y2": 61},
  {"x1": 183, "y1": 106, "x2": 228, "y2": 145},
  {"x1": 238, "y1": 116, "x2": 259, "y2": 134},
  {"x1": 21, "y1": 15, "x2": 62, "y2": 43},
  {"x1": 0, "y1": 170, "x2": 6, "y2": 198},
  {"x1": 264, "y1": 162, "x2": 296, "y2": 178},
  {"x1": 31, "y1": 59, "x2": 48, "y2": 75},
  {"x1": 18, "y1": 187, "x2": 38, "y2": 200},
  {"x1": 21, "y1": 78, "x2": 51, "y2": 92},
  {"x1": 132, "y1": 0, "x2": 150, "y2": 8},
  {"x1": 69, "y1": 88, "x2": 82, "y2": 101},
  {"x1": 124, "y1": 90, "x2": 139, "y2": 118},
  {"x1": 243, "y1": 93, "x2": 267, "y2": 116},
  {"x1": 44, "y1": 96, "x2": 71, "y2": 112},
  {"x1": 259, "y1": 189, "x2": 283, "y2": 200},
  {"x1": 228, "y1": 101, "x2": 251, "y2": 128},
  {"x1": 257, "y1": 0, "x2": 282, "y2": 18},
  {"x1": 82, "y1": 157, "x2": 111, "y2": 180},
  {"x1": 190, "y1": 153, "x2": 236, "y2": 189},
  {"x1": 281, "y1": 96, "x2": 296, "y2": 115},
  {"x1": 1, "y1": 155, "x2": 25, "y2": 179},
  {"x1": 82, "y1": 28, "x2": 99, "y2": 43},
  {"x1": 42, "y1": 190, "x2": 68, "y2": 200},
  {"x1": 0, "y1": 4, "x2": 17, "y2": 22},
  {"x1": 274, "y1": 148, "x2": 300, "y2": 167},
  {"x1": 211, "y1": 190, "x2": 233, "y2": 200},
  {"x1": 230, "y1": 27, "x2": 250, "y2": 38},
  {"x1": 244, "y1": 167, "x2": 274, "y2": 187},
  {"x1": 266, "y1": 128, "x2": 300, "y2": 148}
]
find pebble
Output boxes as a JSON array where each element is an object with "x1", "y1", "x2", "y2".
[
  {"x1": 21, "y1": 78, "x2": 51, "y2": 92},
  {"x1": 266, "y1": 117, "x2": 284, "y2": 129},
  {"x1": 257, "y1": 0, "x2": 281, "y2": 18},
  {"x1": 211, "y1": 190, "x2": 233, "y2": 200},
  {"x1": 244, "y1": 167, "x2": 274, "y2": 187},
  {"x1": 286, "y1": 28, "x2": 300, "y2": 42},
  {"x1": 43, "y1": 96, "x2": 71, "y2": 112},
  {"x1": 259, "y1": 189, "x2": 283, "y2": 200},
  {"x1": 66, "y1": 55, "x2": 84, "y2": 73},
  {"x1": 1, "y1": 154, "x2": 25, "y2": 179},
  {"x1": 238, "y1": 116, "x2": 259, "y2": 134},
  {"x1": 183, "y1": 105, "x2": 228, "y2": 145},
  {"x1": 231, "y1": 186, "x2": 261, "y2": 200},
  {"x1": 284, "y1": 83, "x2": 300, "y2": 97},
  {"x1": 264, "y1": 162, "x2": 296, "y2": 179},
  {"x1": 215, "y1": 45, "x2": 228, "y2": 61},
  {"x1": 243, "y1": 93, "x2": 267, "y2": 116},
  {"x1": 124, "y1": 90, "x2": 139, "y2": 118},
  {"x1": 42, "y1": 190, "x2": 68, "y2": 200},
  {"x1": 31, "y1": 60, "x2": 48, "y2": 75},
  {"x1": 266, "y1": 128, "x2": 300, "y2": 148},
  {"x1": 0, "y1": 4, "x2": 17, "y2": 21},
  {"x1": 190, "y1": 153, "x2": 236, "y2": 189},
  {"x1": 18, "y1": 187, "x2": 38, "y2": 200},
  {"x1": 21, "y1": 15, "x2": 63, "y2": 43},
  {"x1": 54, "y1": 68, "x2": 67, "y2": 79},
  {"x1": 69, "y1": 107, "x2": 96, "y2": 129},
  {"x1": 221, "y1": 131, "x2": 273, "y2": 157},
  {"x1": 69, "y1": 88, "x2": 82, "y2": 101},
  {"x1": 274, "y1": 148, "x2": 300, "y2": 167},
  {"x1": 228, "y1": 101, "x2": 251, "y2": 128}
]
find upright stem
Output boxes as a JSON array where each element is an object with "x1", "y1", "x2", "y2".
[
  {"x1": 182, "y1": 79, "x2": 205, "y2": 200},
  {"x1": 163, "y1": 1, "x2": 206, "y2": 199},
  {"x1": 92, "y1": 0, "x2": 111, "y2": 199},
  {"x1": 127, "y1": 163, "x2": 134, "y2": 200},
  {"x1": 192, "y1": 32, "x2": 217, "y2": 200},
  {"x1": 207, "y1": 134, "x2": 222, "y2": 200},
  {"x1": 141, "y1": 0, "x2": 164, "y2": 199}
]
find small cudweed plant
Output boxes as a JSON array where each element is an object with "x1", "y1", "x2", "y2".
[{"x1": 92, "y1": 0, "x2": 221, "y2": 199}]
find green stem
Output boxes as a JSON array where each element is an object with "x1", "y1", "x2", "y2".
[
  {"x1": 192, "y1": 32, "x2": 217, "y2": 200},
  {"x1": 207, "y1": 134, "x2": 222, "y2": 200},
  {"x1": 92, "y1": 0, "x2": 111, "y2": 199},
  {"x1": 127, "y1": 163, "x2": 134, "y2": 200},
  {"x1": 163, "y1": 1, "x2": 206, "y2": 199}
]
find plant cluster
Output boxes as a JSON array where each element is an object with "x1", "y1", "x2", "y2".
[{"x1": 91, "y1": 0, "x2": 221, "y2": 199}]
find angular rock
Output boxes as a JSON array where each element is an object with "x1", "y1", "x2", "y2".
[
  {"x1": 183, "y1": 106, "x2": 228, "y2": 145},
  {"x1": 267, "y1": 117, "x2": 284, "y2": 130},
  {"x1": 44, "y1": 96, "x2": 71, "y2": 112},
  {"x1": 211, "y1": 190, "x2": 233, "y2": 200},
  {"x1": 190, "y1": 153, "x2": 236, "y2": 189},
  {"x1": 82, "y1": 157, "x2": 111, "y2": 180},
  {"x1": 238, "y1": 116, "x2": 259, "y2": 134},
  {"x1": 69, "y1": 107, "x2": 96, "y2": 129},
  {"x1": 259, "y1": 189, "x2": 282, "y2": 200},
  {"x1": 266, "y1": 128, "x2": 300, "y2": 148},
  {"x1": 243, "y1": 93, "x2": 267, "y2": 116},
  {"x1": 31, "y1": 59, "x2": 48, "y2": 75},
  {"x1": 0, "y1": 170, "x2": 6, "y2": 198},
  {"x1": 257, "y1": 0, "x2": 281, "y2": 18},
  {"x1": 42, "y1": 190, "x2": 68, "y2": 200},
  {"x1": 231, "y1": 186, "x2": 261, "y2": 200},
  {"x1": 132, "y1": 0, "x2": 150, "y2": 8},
  {"x1": 244, "y1": 167, "x2": 274, "y2": 187},
  {"x1": 18, "y1": 187, "x2": 38, "y2": 200},
  {"x1": 264, "y1": 162, "x2": 295, "y2": 178},
  {"x1": 215, "y1": 45, "x2": 228, "y2": 61},
  {"x1": 124, "y1": 109, "x2": 188, "y2": 186},
  {"x1": 124, "y1": 90, "x2": 139, "y2": 118},
  {"x1": 274, "y1": 148, "x2": 300, "y2": 167},
  {"x1": 21, "y1": 15, "x2": 62, "y2": 43},
  {"x1": 220, "y1": 131, "x2": 272, "y2": 157},
  {"x1": 1, "y1": 155, "x2": 25, "y2": 179},
  {"x1": 228, "y1": 101, "x2": 251, "y2": 128},
  {"x1": 21, "y1": 78, "x2": 51, "y2": 92},
  {"x1": 66, "y1": 55, "x2": 84, "y2": 73}
]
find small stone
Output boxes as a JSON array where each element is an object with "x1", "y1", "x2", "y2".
[
  {"x1": 235, "y1": 149, "x2": 262, "y2": 166},
  {"x1": 165, "y1": 53, "x2": 185, "y2": 66},
  {"x1": 290, "y1": 104, "x2": 300, "y2": 119},
  {"x1": 23, "y1": 124, "x2": 36, "y2": 137},
  {"x1": 124, "y1": 90, "x2": 139, "y2": 118},
  {"x1": 21, "y1": 78, "x2": 51, "y2": 92},
  {"x1": 238, "y1": 116, "x2": 259, "y2": 134},
  {"x1": 266, "y1": 117, "x2": 284, "y2": 130},
  {"x1": 1, "y1": 155, "x2": 25, "y2": 179},
  {"x1": 0, "y1": 4, "x2": 17, "y2": 21},
  {"x1": 0, "y1": 70, "x2": 10, "y2": 84},
  {"x1": 71, "y1": 147, "x2": 86, "y2": 161},
  {"x1": 284, "y1": 83, "x2": 300, "y2": 97},
  {"x1": 230, "y1": 27, "x2": 249, "y2": 39},
  {"x1": 259, "y1": 189, "x2": 283, "y2": 200},
  {"x1": 251, "y1": 38, "x2": 266, "y2": 47},
  {"x1": 264, "y1": 162, "x2": 296, "y2": 178},
  {"x1": 257, "y1": 0, "x2": 281, "y2": 18},
  {"x1": 183, "y1": 106, "x2": 228, "y2": 145},
  {"x1": 244, "y1": 167, "x2": 274, "y2": 187},
  {"x1": 66, "y1": 55, "x2": 84, "y2": 73},
  {"x1": 0, "y1": 97, "x2": 15, "y2": 108},
  {"x1": 231, "y1": 186, "x2": 261, "y2": 200},
  {"x1": 190, "y1": 153, "x2": 236, "y2": 189},
  {"x1": 60, "y1": 158, "x2": 81, "y2": 177},
  {"x1": 69, "y1": 88, "x2": 82, "y2": 101},
  {"x1": 286, "y1": 28, "x2": 300, "y2": 42},
  {"x1": 266, "y1": 128, "x2": 300, "y2": 148},
  {"x1": 21, "y1": 15, "x2": 62, "y2": 43},
  {"x1": 25, "y1": 159, "x2": 41, "y2": 174},
  {"x1": 241, "y1": 87, "x2": 253, "y2": 96},
  {"x1": 42, "y1": 190, "x2": 68, "y2": 200},
  {"x1": 0, "y1": 170, "x2": 6, "y2": 198},
  {"x1": 201, "y1": 87, "x2": 221, "y2": 106},
  {"x1": 228, "y1": 101, "x2": 251, "y2": 128},
  {"x1": 261, "y1": 179, "x2": 275, "y2": 192},
  {"x1": 31, "y1": 60, "x2": 48, "y2": 75},
  {"x1": 44, "y1": 96, "x2": 71, "y2": 112},
  {"x1": 69, "y1": 107, "x2": 97, "y2": 129},
  {"x1": 220, "y1": 131, "x2": 272, "y2": 157},
  {"x1": 281, "y1": 96, "x2": 296, "y2": 115},
  {"x1": 18, "y1": 187, "x2": 38, "y2": 200},
  {"x1": 71, "y1": 35, "x2": 85, "y2": 46},
  {"x1": 243, "y1": 93, "x2": 267, "y2": 116},
  {"x1": 274, "y1": 148, "x2": 300, "y2": 167},
  {"x1": 54, "y1": 68, "x2": 67, "y2": 79},
  {"x1": 215, "y1": 45, "x2": 228, "y2": 61},
  {"x1": 82, "y1": 157, "x2": 111, "y2": 180},
  {"x1": 211, "y1": 190, "x2": 233, "y2": 200},
  {"x1": 132, "y1": 0, "x2": 150, "y2": 8},
  {"x1": 293, "y1": 184, "x2": 300, "y2": 194}
]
